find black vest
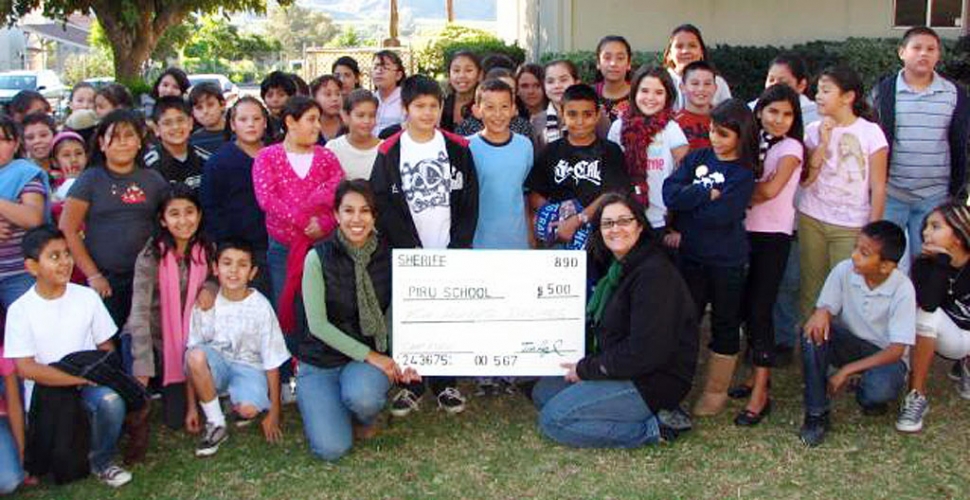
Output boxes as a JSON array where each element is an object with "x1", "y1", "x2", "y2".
[{"x1": 297, "y1": 236, "x2": 392, "y2": 368}]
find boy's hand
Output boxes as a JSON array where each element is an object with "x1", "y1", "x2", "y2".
[
  {"x1": 399, "y1": 367, "x2": 422, "y2": 384},
  {"x1": 195, "y1": 287, "x2": 216, "y2": 311},
  {"x1": 710, "y1": 188, "x2": 721, "y2": 201},
  {"x1": 662, "y1": 230, "x2": 682, "y2": 249},
  {"x1": 89, "y1": 275, "x2": 112, "y2": 298},
  {"x1": 555, "y1": 216, "x2": 581, "y2": 242},
  {"x1": 561, "y1": 362, "x2": 580, "y2": 383},
  {"x1": 803, "y1": 309, "x2": 831, "y2": 345},
  {"x1": 0, "y1": 218, "x2": 11, "y2": 241},
  {"x1": 184, "y1": 407, "x2": 202, "y2": 434},
  {"x1": 827, "y1": 368, "x2": 850, "y2": 396},
  {"x1": 262, "y1": 412, "x2": 283, "y2": 443}
]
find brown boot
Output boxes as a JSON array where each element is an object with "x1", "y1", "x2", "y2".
[
  {"x1": 692, "y1": 353, "x2": 739, "y2": 417},
  {"x1": 123, "y1": 405, "x2": 151, "y2": 465}
]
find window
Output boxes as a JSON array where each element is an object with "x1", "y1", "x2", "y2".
[{"x1": 895, "y1": 0, "x2": 964, "y2": 27}]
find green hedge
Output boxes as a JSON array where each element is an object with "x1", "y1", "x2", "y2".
[
  {"x1": 541, "y1": 37, "x2": 970, "y2": 102},
  {"x1": 416, "y1": 24, "x2": 526, "y2": 79}
]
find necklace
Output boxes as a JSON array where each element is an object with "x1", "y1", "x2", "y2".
[{"x1": 948, "y1": 265, "x2": 967, "y2": 296}]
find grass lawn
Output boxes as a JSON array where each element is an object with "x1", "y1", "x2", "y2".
[{"x1": 14, "y1": 357, "x2": 970, "y2": 500}]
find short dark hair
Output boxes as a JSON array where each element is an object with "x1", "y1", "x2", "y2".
[
  {"x1": 374, "y1": 50, "x2": 406, "y2": 86},
  {"x1": 476, "y1": 78, "x2": 514, "y2": 103},
  {"x1": 682, "y1": 60, "x2": 717, "y2": 81},
  {"x1": 343, "y1": 88, "x2": 379, "y2": 114},
  {"x1": 769, "y1": 52, "x2": 810, "y2": 84},
  {"x1": 151, "y1": 67, "x2": 191, "y2": 100},
  {"x1": 152, "y1": 95, "x2": 192, "y2": 122},
  {"x1": 91, "y1": 109, "x2": 147, "y2": 167},
  {"x1": 861, "y1": 220, "x2": 907, "y2": 263},
  {"x1": 310, "y1": 75, "x2": 342, "y2": 97},
  {"x1": 335, "y1": 179, "x2": 377, "y2": 218},
  {"x1": 260, "y1": 71, "x2": 298, "y2": 99},
  {"x1": 561, "y1": 83, "x2": 598, "y2": 107},
  {"x1": 401, "y1": 74, "x2": 442, "y2": 108},
  {"x1": 0, "y1": 115, "x2": 19, "y2": 144},
  {"x1": 21, "y1": 112, "x2": 56, "y2": 134},
  {"x1": 7, "y1": 90, "x2": 50, "y2": 119},
  {"x1": 280, "y1": 95, "x2": 322, "y2": 134},
  {"x1": 96, "y1": 83, "x2": 135, "y2": 109},
  {"x1": 189, "y1": 82, "x2": 225, "y2": 106},
  {"x1": 22, "y1": 225, "x2": 64, "y2": 261},
  {"x1": 215, "y1": 238, "x2": 255, "y2": 263},
  {"x1": 482, "y1": 54, "x2": 516, "y2": 74},
  {"x1": 901, "y1": 26, "x2": 941, "y2": 48},
  {"x1": 332, "y1": 56, "x2": 361, "y2": 78},
  {"x1": 544, "y1": 59, "x2": 579, "y2": 81}
]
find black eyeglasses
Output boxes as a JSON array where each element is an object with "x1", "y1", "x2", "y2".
[{"x1": 600, "y1": 215, "x2": 637, "y2": 230}]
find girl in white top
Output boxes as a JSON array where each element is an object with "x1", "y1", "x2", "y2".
[
  {"x1": 371, "y1": 50, "x2": 406, "y2": 137},
  {"x1": 325, "y1": 90, "x2": 382, "y2": 180},
  {"x1": 663, "y1": 24, "x2": 732, "y2": 111}
]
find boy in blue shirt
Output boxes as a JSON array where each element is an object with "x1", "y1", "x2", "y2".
[{"x1": 799, "y1": 221, "x2": 915, "y2": 446}]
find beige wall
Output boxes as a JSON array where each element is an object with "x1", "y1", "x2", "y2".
[{"x1": 502, "y1": 0, "x2": 965, "y2": 58}]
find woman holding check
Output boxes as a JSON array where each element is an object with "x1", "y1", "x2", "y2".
[
  {"x1": 296, "y1": 180, "x2": 418, "y2": 461},
  {"x1": 532, "y1": 193, "x2": 700, "y2": 447}
]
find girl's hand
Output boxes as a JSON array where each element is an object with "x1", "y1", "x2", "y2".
[
  {"x1": 89, "y1": 275, "x2": 112, "y2": 298},
  {"x1": 365, "y1": 351, "x2": 402, "y2": 383},
  {"x1": 304, "y1": 217, "x2": 325, "y2": 240},
  {"x1": 663, "y1": 231, "x2": 682, "y2": 249},
  {"x1": 184, "y1": 407, "x2": 202, "y2": 434},
  {"x1": 400, "y1": 367, "x2": 422, "y2": 384},
  {"x1": 921, "y1": 243, "x2": 951, "y2": 258},
  {"x1": 196, "y1": 287, "x2": 216, "y2": 311},
  {"x1": 819, "y1": 118, "x2": 836, "y2": 145},
  {"x1": 710, "y1": 189, "x2": 722, "y2": 201},
  {"x1": 0, "y1": 219, "x2": 11, "y2": 242},
  {"x1": 561, "y1": 363, "x2": 580, "y2": 383}
]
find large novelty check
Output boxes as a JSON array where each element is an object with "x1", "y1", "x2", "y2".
[{"x1": 392, "y1": 249, "x2": 587, "y2": 376}]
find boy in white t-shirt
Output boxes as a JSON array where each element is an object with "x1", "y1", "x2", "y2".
[
  {"x1": 185, "y1": 240, "x2": 290, "y2": 458},
  {"x1": 5, "y1": 226, "x2": 132, "y2": 488}
]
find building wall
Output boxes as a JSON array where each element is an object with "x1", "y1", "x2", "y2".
[
  {"x1": 502, "y1": 0, "x2": 965, "y2": 58},
  {"x1": 0, "y1": 29, "x2": 27, "y2": 71}
]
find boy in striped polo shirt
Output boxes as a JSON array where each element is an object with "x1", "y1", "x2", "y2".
[{"x1": 872, "y1": 26, "x2": 970, "y2": 273}]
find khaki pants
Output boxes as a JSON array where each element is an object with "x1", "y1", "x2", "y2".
[{"x1": 798, "y1": 213, "x2": 860, "y2": 322}]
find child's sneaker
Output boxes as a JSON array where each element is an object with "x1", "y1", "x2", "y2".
[
  {"x1": 437, "y1": 387, "x2": 466, "y2": 414},
  {"x1": 958, "y1": 358, "x2": 970, "y2": 400},
  {"x1": 281, "y1": 378, "x2": 298, "y2": 405},
  {"x1": 195, "y1": 423, "x2": 228, "y2": 457},
  {"x1": 474, "y1": 378, "x2": 498, "y2": 397},
  {"x1": 799, "y1": 412, "x2": 830, "y2": 447},
  {"x1": 656, "y1": 406, "x2": 693, "y2": 433},
  {"x1": 948, "y1": 359, "x2": 963, "y2": 381},
  {"x1": 389, "y1": 389, "x2": 420, "y2": 417},
  {"x1": 94, "y1": 464, "x2": 132, "y2": 488},
  {"x1": 895, "y1": 390, "x2": 928, "y2": 433}
]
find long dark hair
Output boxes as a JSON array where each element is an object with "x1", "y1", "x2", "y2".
[
  {"x1": 663, "y1": 24, "x2": 710, "y2": 70},
  {"x1": 515, "y1": 62, "x2": 547, "y2": 118},
  {"x1": 149, "y1": 183, "x2": 211, "y2": 262},
  {"x1": 627, "y1": 65, "x2": 677, "y2": 118},
  {"x1": 151, "y1": 67, "x2": 191, "y2": 100},
  {"x1": 90, "y1": 109, "x2": 147, "y2": 168},
  {"x1": 819, "y1": 65, "x2": 874, "y2": 121},
  {"x1": 754, "y1": 83, "x2": 804, "y2": 143},
  {"x1": 587, "y1": 192, "x2": 654, "y2": 270},
  {"x1": 710, "y1": 98, "x2": 760, "y2": 177}
]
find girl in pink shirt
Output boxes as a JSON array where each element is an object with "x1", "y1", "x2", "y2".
[
  {"x1": 732, "y1": 85, "x2": 804, "y2": 427},
  {"x1": 0, "y1": 346, "x2": 26, "y2": 493},
  {"x1": 253, "y1": 96, "x2": 344, "y2": 337}
]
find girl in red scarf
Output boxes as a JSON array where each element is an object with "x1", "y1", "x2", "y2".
[{"x1": 607, "y1": 66, "x2": 689, "y2": 245}]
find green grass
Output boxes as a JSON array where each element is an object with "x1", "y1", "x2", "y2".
[{"x1": 15, "y1": 359, "x2": 970, "y2": 500}]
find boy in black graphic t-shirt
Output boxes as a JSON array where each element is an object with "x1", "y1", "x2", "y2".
[{"x1": 527, "y1": 84, "x2": 629, "y2": 245}]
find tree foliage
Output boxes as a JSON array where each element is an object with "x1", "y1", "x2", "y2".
[{"x1": 266, "y1": 3, "x2": 338, "y2": 59}]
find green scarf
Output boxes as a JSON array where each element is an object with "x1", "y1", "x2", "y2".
[
  {"x1": 587, "y1": 260, "x2": 623, "y2": 326},
  {"x1": 337, "y1": 231, "x2": 388, "y2": 353}
]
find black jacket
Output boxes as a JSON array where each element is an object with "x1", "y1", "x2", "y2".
[
  {"x1": 369, "y1": 129, "x2": 479, "y2": 249},
  {"x1": 52, "y1": 350, "x2": 148, "y2": 413},
  {"x1": 298, "y1": 236, "x2": 392, "y2": 369},
  {"x1": 871, "y1": 73, "x2": 970, "y2": 198},
  {"x1": 577, "y1": 240, "x2": 700, "y2": 411},
  {"x1": 25, "y1": 386, "x2": 90, "y2": 484}
]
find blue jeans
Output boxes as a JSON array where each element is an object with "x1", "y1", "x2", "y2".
[
  {"x1": 268, "y1": 237, "x2": 298, "y2": 383},
  {"x1": 801, "y1": 325, "x2": 907, "y2": 416},
  {"x1": 296, "y1": 361, "x2": 390, "y2": 461},
  {"x1": 772, "y1": 236, "x2": 800, "y2": 349},
  {"x1": 883, "y1": 193, "x2": 947, "y2": 274},
  {"x1": 0, "y1": 419, "x2": 23, "y2": 494},
  {"x1": 80, "y1": 385, "x2": 126, "y2": 472},
  {"x1": 0, "y1": 273, "x2": 33, "y2": 310},
  {"x1": 190, "y1": 345, "x2": 270, "y2": 411},
  {"x1": 532, "y1": 377, "x2": 659, "y2": 448}
]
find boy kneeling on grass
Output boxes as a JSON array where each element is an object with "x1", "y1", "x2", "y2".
[
  {"x1": 799, "y1": 221, "x2": 915, "y2": 446},
  {"x1": 185, "y1": 239, "x2": 290, "y2": 457}
]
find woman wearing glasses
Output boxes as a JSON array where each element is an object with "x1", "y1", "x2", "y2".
[
  {"x1": 532, "y1": 192, "x2": 700, "y2": 448},
  {"x1": 371, "y1": 51, "x2": 407, "y2": 137}
]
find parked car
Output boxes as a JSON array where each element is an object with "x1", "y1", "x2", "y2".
[
  {"x1": 188, "y1": 74, "x2": 239, "y2": 106},
  {"x1": 81, "y1": 77, "x2": 116, "y2": 90},
  {"x1": 0, "y1": 70, "x2": 67, "y2": 112}
]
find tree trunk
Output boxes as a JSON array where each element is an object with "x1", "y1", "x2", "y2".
[
  {"x1": 92, "y1": 1, "x2": 185, "y2": 83},
  {"x1": 446, "y1": 0, "x2": 454, "y2": 22}
]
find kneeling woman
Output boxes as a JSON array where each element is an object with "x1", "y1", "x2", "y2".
[
  {"x1": 533, "y1": 193, "x2": 699, "y2": 447},
  {"x1": 297, "y1": 180, "x2": 416, "y2": 460}
]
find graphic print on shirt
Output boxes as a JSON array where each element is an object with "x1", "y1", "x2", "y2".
[
  {"x1": 837, "y1": 133, "x2": 866, "y2": 184},
  {"x1": 401, "y1": 150, "x2": 451, "y2": 214},
  {"x1": 111, "y1": 182, "x2": 147, "y2": 204},
  {"x1": 554, "y1": 158, "x2": 602, "y2": 187},
  {"x1": 692, "y1": 164, "x2": 725, "y2": 189}
]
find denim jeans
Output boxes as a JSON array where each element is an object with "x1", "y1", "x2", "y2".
[
  {"x1": 296, "y1": 361, "x2": 390, "y2": 461},
  {"x1": 0, "y1": 272, "x2": 33, "y2": 309},
  {"x1": 532, "y1": 377, "x2": 659, "y2": 448},
  {"x1": 772, "y1": 236, "x2": 800, "y2": 349},
  {"x1": 801, "y1": 324, "x2": 907, "y2": 416},
  {"x1": 0, "y1": 419, "x2": 24, "y2": 494},
  {"x1": 679, "y1": 260, "x2": 747, "y2": 355},
  {"x1": 883, "y1": 193, "x2": 948, "y2": 275},
  {"x1": 80, "y1": 385, "x2": 126, "y2": 472},
  {"x1": 268, "y1": 237, "x2": 299, "y2": 383}
]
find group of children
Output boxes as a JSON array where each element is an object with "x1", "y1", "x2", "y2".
[{"x1": 0, "y1": 21, "x2": 966, "y2": 492}]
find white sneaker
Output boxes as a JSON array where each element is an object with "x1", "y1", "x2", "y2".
[
  {"x1": 281, "y1": 378, "x2": 298, "y2": 405},
  {"x1": 95, "y1": 464, "x2": 132, "y2": 488},
  {"x1": 895, "y1": 390, "x2": 929, "y2": 433}
]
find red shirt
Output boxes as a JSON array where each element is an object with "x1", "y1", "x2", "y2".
[{"x1": 675, "y1": 110, "x2": 711, "y2": 151}]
